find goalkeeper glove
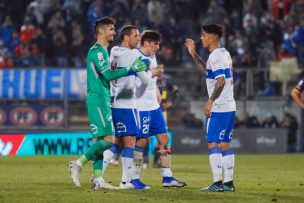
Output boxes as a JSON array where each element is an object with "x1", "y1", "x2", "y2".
[{"x1": 130, "y1": 58, "x2": 147, "y2": 72}]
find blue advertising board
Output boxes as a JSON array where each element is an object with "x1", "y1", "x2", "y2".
[{"x1": 0, "y1": 69, "x2": 87, "y2": 99}]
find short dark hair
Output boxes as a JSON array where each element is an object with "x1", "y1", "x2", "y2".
[
  {"x1": 119, "y1": 25, "x2": 138, "y2": 42},
  {"x1": 140, "y1": 30, "x2": 162, "y2": 46},
  {"x1": 201, "y1": 24, "x2": 223, "y2": 38},
  {"x1": 94, "y1": 16, "x2": 115, "y2": 35}
]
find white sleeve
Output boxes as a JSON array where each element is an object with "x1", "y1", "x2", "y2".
[{"x1": 135, "y1": 71, "x2": 152, "y2": 97}]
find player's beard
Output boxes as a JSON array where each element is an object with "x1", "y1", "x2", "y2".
[{"x1": 107, "y1": 35, "x2": 115, "y2": 43}]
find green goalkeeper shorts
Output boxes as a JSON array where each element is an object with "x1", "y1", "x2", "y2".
[{"x1": 87, "y1": 105, "x2": 115, "y2": 138}]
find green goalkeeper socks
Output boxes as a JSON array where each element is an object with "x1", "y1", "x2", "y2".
[
  {"x1": 80, "y1": 139, "x2": 113, "y2": 166},
  {"x1": 93, "y1": 159, "x2": 103, "y2": 178}
]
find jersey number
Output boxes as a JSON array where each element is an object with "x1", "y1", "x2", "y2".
[{"x1": 142, "y1": 124, "x2": 149, "y2": 134}]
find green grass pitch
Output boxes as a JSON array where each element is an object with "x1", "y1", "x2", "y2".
[{"x1": 0, "y1": 154, "x2": 303, "y2": 203}]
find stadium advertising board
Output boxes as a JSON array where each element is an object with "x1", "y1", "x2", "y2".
[
  {"x1": 0, "y1": 132, "x2": 92, "y2": 156},
  {"x1": 0, "y1": 105, "x2": 65, "y2": 127},
  {"x1": 0, "y1": 69, "x2": 87, "y2": 99}
]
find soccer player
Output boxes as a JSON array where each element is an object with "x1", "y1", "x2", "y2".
[
  {"x1": 185, "y1": 24, "x2": 236, "y2": 192},
  {"x1": 291, "y1": 77, "x2": 304, "y2": 109},
  {"x1": 101, "y1": 25, "x2": 152, "y2": 189},
  {"x1": 153, "y1": 63, "x2": 180, "y2": 167},
  {"x1": 291, "y1": 76, "x2": 304, "y2": 152},
  {"x1": 132, "y1": 30, "x2": 187, "y2": 189},
  {"x1": 68, "y1": 17, "x2": 147, "y2": 189}
]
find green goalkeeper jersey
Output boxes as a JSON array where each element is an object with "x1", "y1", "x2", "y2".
[{"x1": 86, "y1": 43, "x2": 129, "y2": 106}]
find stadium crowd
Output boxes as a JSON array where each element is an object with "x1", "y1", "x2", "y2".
[{"x1": 0, "y1": 0, "x2": 303, "y2": 69}]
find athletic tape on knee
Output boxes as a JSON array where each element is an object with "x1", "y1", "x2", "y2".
[
  {"x1": 160, "y1": 154, "x2": 171, "y2": 168},
  {"x1": 158, "y1": 149, "x2": 170, "y2": 156},
  {"x1": 134, "y1": 151, "x2": 143, "y2": 161}
]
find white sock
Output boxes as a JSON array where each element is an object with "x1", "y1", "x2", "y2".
[
  {"x1": 209, "y1": 147, "x2": 222, "y2": 183},
  {"x1": 121, "y1": 147, "x2": 134, "y2": 183},
  {"x1": 133, "y1": 146, "x2": 144, "y2": 179},
  {"x1": 75, "y1": 159, "x2": 82, "y2": 167},
  {"x1": 161, "y1": 168, "x2": 173, "y2": 177},
  {"x1": 222, "y1": 148, "x2": 234, "y2": 183},
  {"x1": 102, "y1": 149, "x2": 115, "y2": 175}
]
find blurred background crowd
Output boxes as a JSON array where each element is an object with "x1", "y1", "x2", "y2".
[{"x1": 0, "y1": 0, "x2": 303, "y2": 69}]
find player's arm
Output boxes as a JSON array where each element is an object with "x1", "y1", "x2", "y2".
[
  {"x1": 291, "y1": 86, "x2": 304, "y2": 109},
  {"x1": 204, "y1": 76, "x2": 225, "y2": 117},
  {"x1": 157, "y1": 86, "x2": 162, "y2": 104},
  {"x1": 185, "y1": 38, "x2": 206, "y2": 71},
  {"x1": 93, "y1": 50, "x2": 146, "y2": 81}
]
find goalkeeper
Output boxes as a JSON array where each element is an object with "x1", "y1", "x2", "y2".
[{"x1": 68, "y1": 16, "x2": 147, "y2": 189}]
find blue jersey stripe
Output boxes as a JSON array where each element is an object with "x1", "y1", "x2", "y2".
[
  {"x1": 116, "y1": 66, "x2": 135, "y2": 76},
  {"x1": 206, "y1": 68, "x2": 232, "y2": 79}
]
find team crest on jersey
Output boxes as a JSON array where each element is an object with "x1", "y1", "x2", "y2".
[
  {"x1": 116, "y1": 122, "x2": 126, "y2": 132},
  {"x1": 106, "y1": 114, "x2": 112, "y2": 122}
]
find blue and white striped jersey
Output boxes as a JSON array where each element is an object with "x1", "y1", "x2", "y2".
[{"x1": 206, "y1": 48, "x2": 236, "y2": 112}]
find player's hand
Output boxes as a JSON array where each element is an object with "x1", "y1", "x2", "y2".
[
  {"x1": 185, "y1": 38, "x2": 196, "y2": 57},
  {"x1": 204, "y1": 99, "x2": 213, "y2": 118},
  {"x1": 162, "y1": 101, "x2": 172, "y2": 110},
  {"x1": 140, "y1": 58, "x2": 150, "y2": 70},
  {"x1": 131, "y1": 58, "x2": 147, "y2": 72},
  {"x1": 150, "y1": 68, "x2": 156, "y2": 78}
]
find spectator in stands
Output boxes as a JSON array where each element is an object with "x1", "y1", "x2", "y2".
[
  {"x1": 87, "y1": 1, "x2": 103, "y2": 35},
  {"x1": 244, "y1": 112, "x2": 260, "y2": 128},
  {"x1": 47, "y1": 10, "x2": 65, "y2": 35},
  {"x1": 261, "y1": 112, "x2": 279, "y2": 128},
  {"x1": 130, "y1": 0, "x2": 148, "y2": 25},
  {"x1": 20, "y1": 17, "x2": 37, "y2": 44},
  {"x1": 0, "y1": 40, "x2": 14, "y2": 68},
  {"x1": 63, "y1": 0, "x2": 82, "y2": 23},
  {"x1": 257, "y1": 41, "x2": 276, "y2": 69},
  {"x1": 201, "y1": 0, "x2": 227, "y2": 25},
  {"x1": 70, "y1": 19, "x2": 84, "y2": 68},
  {"x1": 1, "y1": 16, "x2": 13, "y2": 48},
  {"x1": 52, "y1": 28, "x2": 68, "y2": 67},
  {"x1": 8, "y1": 30, "x2": 20, "y2": 55},
  {"x1": 147, "y1": 0, "x2": 162, "y2": 23},
  {"x1": 257, "y1": 82, "x2": 277, "y2": 96},
  {"x1": 281, "y1": 112, "x2": 298, "y2": 152}
]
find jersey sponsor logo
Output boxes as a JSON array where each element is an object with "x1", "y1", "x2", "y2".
[
  {"x1": 40, "y1": 106, "x2": 65, "y2": 126},
  {"x1": 116, "y1": 122, "x2": 126, "y2": 132},
  {"x1": 90, "y1": 124, "x2": 98, "y2": 134},
  {"x1": 9, "y1": 107, "x2": 37, "y2": 126},
  {"x1": 0, "y1": 108, "x2": 7, "y2": 125}
]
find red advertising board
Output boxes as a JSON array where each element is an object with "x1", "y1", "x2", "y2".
[{"x1": 0, "y1": 134, "x2": 25, "y2": 155}]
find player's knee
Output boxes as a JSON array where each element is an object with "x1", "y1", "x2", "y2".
[
  {"x1": 157, "y1": 134, "x2": 169, "y2": 146},
  {"x1": 158, "y1": 148, "x2": 170, "y2": 156},
  {"x1": 208, "y1": 142, "x2": 220, "y2": 149},
  {"x1": 104, "y1": 135, "x2": 115, "y2": 144},
  {"x1": 220, "y1": 142, "x2": 231, "y2": 151},
  {"x1": 134, "y1": 150, "x2": 143, "y2": 160}
]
